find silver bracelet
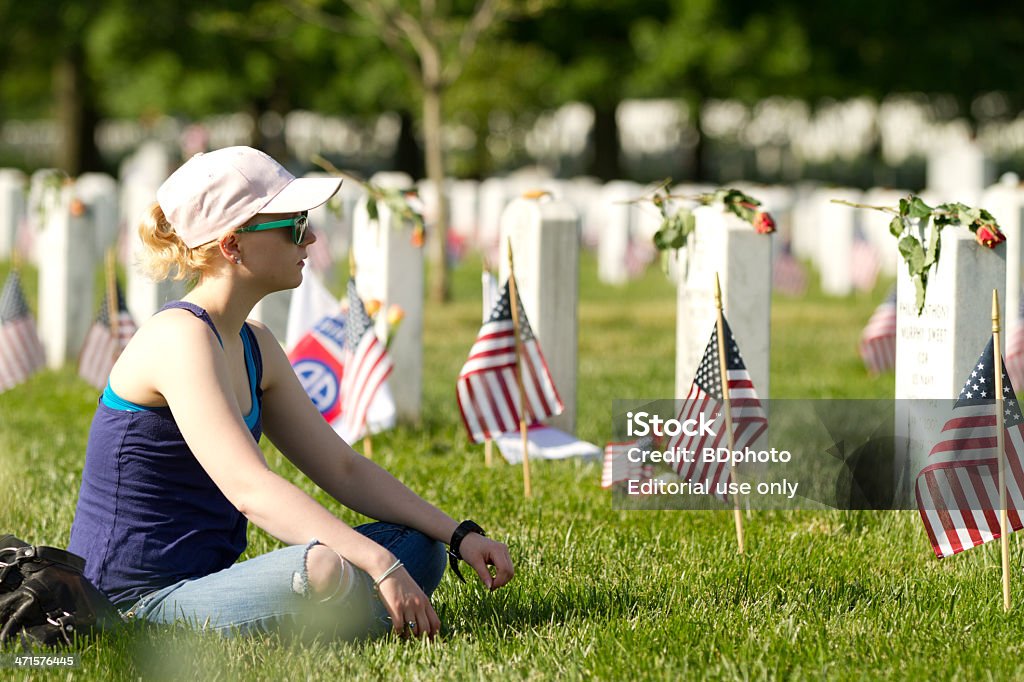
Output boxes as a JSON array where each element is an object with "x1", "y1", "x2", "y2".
[{"x1": 372, "y1": 559, "x2": 404, "y2": 592}]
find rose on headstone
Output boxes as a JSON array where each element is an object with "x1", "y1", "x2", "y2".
[
  {"x1": 629, "y1": 181, "x2": 776, "y2": 261},
  {"x1": 833, "y1": 195, "x2": 1006, "y2": 314},
  {"x1": 312, "y1": 154, "x2": 426, "y2": 249}
]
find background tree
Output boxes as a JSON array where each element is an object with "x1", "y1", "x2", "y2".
[
  {"x1": 505, "y1": 0, "x2": 668, "y2": 181},
  {"x1": 289, "y1": 0, "x2": 539, "y2": 303},
  {"x1": 626, "y1": 0, "x2": 811, "y2": 181}
]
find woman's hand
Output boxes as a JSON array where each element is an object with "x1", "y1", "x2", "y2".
[
  {"x1": 375, "y1": 567, "x2": 441, "y2": 639},
  {"x1": 457, "y1": 534, "x2": 514, "y2": 591}
]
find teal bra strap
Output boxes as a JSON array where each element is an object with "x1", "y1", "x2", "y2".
[
  {"x1": 101, "y1": 383, "x2": 149, "y2": 413},
  {"x1": 240, "y1": 324, "x2": 260, "y2": 429},
  {"x1": 102, "y1": 325, "x2": 259, "y2": 427}
]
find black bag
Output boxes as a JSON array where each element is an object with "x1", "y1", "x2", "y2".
[{"x1": 0, "y1": 534, "x2": 121, "y2": 647}]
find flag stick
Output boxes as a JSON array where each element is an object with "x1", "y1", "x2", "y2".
[
  {"x1": 507, "y1": 240, "x2": 532, "y2": 498},
  {"x1": 714, "y1": 273, "x2": 744, "y2": 554},
  {"x1": 105, "y1": 248, "x2": 118, "y2": 339},
  {"x1": 993, "y1": 289, "x2": 1010, "y2": 611},
  {"x1": 484, "y1": 438, "x2": 493, "y2": 467},
  {"x1": 347, "y1": 250, "x2": 374, "y2": 459}
]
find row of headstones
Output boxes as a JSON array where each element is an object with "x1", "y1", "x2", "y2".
[
  {"x1": 3, "y1": 162, "x2": 1020, "y2": 462},
  {"x1": 3, "y1": 150, "x2": 1017, "y2": 298}
]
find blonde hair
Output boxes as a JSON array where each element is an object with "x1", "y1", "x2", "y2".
[{"x1": 137, "y1": 203, "x2": 222, "y2": 282}]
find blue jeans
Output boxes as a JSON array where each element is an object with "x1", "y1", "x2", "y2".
[{"x1": 124, "y1": 522, "x2": 447, "y2": 639}]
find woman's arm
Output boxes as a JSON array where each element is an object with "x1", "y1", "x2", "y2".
[
  {"x1": 251, "y1": 322, "x2": 513, "y2": 590},
  {"x1": 146, "y1": 312, "x2": 442, "y2": 635},
  {"x1": 146, "y1": 314, "x2": 398, "y2": 578}
]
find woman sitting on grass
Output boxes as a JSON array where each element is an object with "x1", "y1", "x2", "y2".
[{"x1": 68, "y1": 146, "x2": 513, "y2": 639}]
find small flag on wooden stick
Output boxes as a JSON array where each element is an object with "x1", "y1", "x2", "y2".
[
  {"x1": 914, "y1": 290, "x2": 1018, "y2": 610},
  {"x1": 0, "y1": 269, "x2": 45, "y2": 392}
]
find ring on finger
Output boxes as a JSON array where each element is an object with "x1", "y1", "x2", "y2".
[{"x1": 406, "y1": 620, "x2": 417, "y2": 631}]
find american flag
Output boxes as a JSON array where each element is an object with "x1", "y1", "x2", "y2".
[
  {"x1": 78, "y1": 280, "x2": 137, "y2": 390},
  {"x1": 916, "y1": 338, "x2": 1024, "y2": 559},
  {"x1": 0, "y1": 270, "x2": 46, "y2": 392},
  {"x1": 859, "y1": 287, "x2": 897, "y2": 375},
  {"x1": 1005, "y1": 295, "x2": 1024, "y2": 391},
  {"x1": 338, "y1": 278, "x2": 394, "y2": 441},
  {"x1": 601, "y1": 436, "x2": 655, "y2": 489},
  {"x1": 457, "y1": 277, "x2": 563, "y2": 443},
  {"x1": 850, "y1": 235, "x2": 881, "y2": 293},
  {"x1": 666, "y1": 317, "x2": 767, "y2": 501}
]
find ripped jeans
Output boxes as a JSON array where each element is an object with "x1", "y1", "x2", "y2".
[{"x1": 123, "y1": 522, "x2": 447, "y2": 639}]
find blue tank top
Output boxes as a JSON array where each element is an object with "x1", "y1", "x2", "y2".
[{"x1": 68, "y1": 302, "x2": 263, "y2": 607}]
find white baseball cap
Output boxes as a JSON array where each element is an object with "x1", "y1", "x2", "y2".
[{"x1": 157, "y1": 146, "x2": 343, "y2": 248}]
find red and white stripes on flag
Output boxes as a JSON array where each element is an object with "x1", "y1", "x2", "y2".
[
  {"x1": 457, "y1": 277, "x2": 563, "y2": 443},
  {"x1": 916, "y1": 338, "x2": 1024, "y2": 559},
  {"x1": 0, "y1": 270, "x2": 45, "y2": 392},
  {"x1": 338, "y1": 278, "x2": 393, "y2": 441},
  {"x1": 665, "y1": 317, "x2": 767, "y2": 502},
  {"x1": 78, "y1": 281, "x2": 137, "y2": 390},
  {"x1": 602, "y1": 439, "x2": 654, "y2": 489},
  {"x1": 859, "y1": 287, "x2": 897, "y2": 375}
]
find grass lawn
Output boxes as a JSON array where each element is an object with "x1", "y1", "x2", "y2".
[{"x1": 3, "y1": 254, "x2": 1022, "y2": 681}]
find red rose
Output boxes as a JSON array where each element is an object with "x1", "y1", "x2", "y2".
[
  {"x1": 753, "y1": 211, "x2": 776, "y2": 234},
  {"x1": 974, "y1": 223, "x2": 1005, "y2": 248}
]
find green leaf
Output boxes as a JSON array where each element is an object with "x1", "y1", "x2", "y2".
[
  {"x1": 898, "y1": 235, "x2": 925, "y2": 275},
  {"x1": 367, "y1": 198, "x2": 379, "y2": 222},
  {"x1": 914, "y1": 276, "x2": 926, "y2": 314},
  {"x1": 680, "y1": 208, "x2": 695, "y2": 238},
  {"x1": 889, "y1": 217, "x2": 904, "y2": 238},
  {"x1": 924, "y1": 222, "x2": 940, "y2": 268},
  {"x1": 907, "y1": 196, "x2": 933, "y2": 220}
]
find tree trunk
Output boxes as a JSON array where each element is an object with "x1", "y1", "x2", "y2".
[
  {"x1": 691, "y1": 98, "x2": 707, "y2": 183},
  {"x1": 588, "y1": 105, "x2": 621, "y2": 181},
  {"x1": 422, "y1": 83, "x2": 449, "y2": 303},
  {"x1": 54, "y1": 45, "x2": 101, "y2": 175},
  {"x1": 394, "y1": 109, "x2": 424, "y2": 178}
]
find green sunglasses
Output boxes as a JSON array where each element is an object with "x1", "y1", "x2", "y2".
[{"x1": 235, "y1": 211, "x2": 309, "y2": 245}]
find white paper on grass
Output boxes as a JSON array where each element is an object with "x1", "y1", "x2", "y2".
[{"x1": 494, "y1": 425, "x2": 601, "y2": 465}]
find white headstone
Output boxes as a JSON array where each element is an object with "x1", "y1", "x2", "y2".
[
  {"x1": 676, "y1": 205, "x2": 772, "y2": 400},
  {"x1": 37, "y1": 187, "x2": 98, "y2": 368},
  {"x1": 449, "y1": 179, "x2": 479, "y2": 252},
  {"x1": 596, "y1": 181, "x2": 642, "y2": 285},
  {"x1": 894, "y1": 229, "x2": 1006, "y2": 491},
  {"x1": 75, "y1": 173, "x2": 120, "y2": 257},
  {"x1": 860, "y1": 188, "x2": 910, "y2": 277},
  {"x1": 0, "y1": 169, "x2": 26, "y2": 260},
  {"x1": 25, "y1": 169, "x2": 65, "y2": 264},
  {"x1": 121, "y1": 143, "x2": 181, "y2": 321},
  {"x1": 789, "y1": 184, "x2": 820, "y2": 261},
  {"x1": 980, "y1": 182, "x2": 1024, "y2": 357},
  {"x1": 352, "y1": 183, "x2": 424, "y2": 422},
  {"x1": 926, "y1": 140, "x2": 993, "y2": 205},
  {"x1": 498, "y1": 196, "x2": 581, "y2": 433},
  {"x1": 815, "y1": 188, "x2": 861, "y2": 297},
  {"x1": 478, "y1": 178, "x2": 514, "y2": 262}
]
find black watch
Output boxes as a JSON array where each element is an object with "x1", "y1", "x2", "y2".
[{"x1": 447, "y1": 520, "x2": 486, "y2": 583}]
